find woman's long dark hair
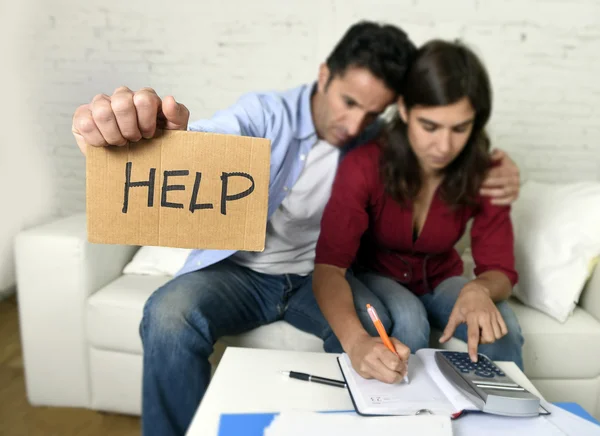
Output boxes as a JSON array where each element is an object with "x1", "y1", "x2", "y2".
[{"x1": 381, "y1": 39, "x2": 493, "y2": 207}]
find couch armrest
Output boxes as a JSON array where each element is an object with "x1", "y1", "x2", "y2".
[
  {"x1": 579, "y1": 259, "x2": 600, "y2": 322},
  {"x1": 14, "y1": 213, "x2": 138, "y2": 407}
]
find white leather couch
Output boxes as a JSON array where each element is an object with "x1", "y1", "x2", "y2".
[{"x1": 14, "y1": 213, "x2": 600, "y2": 419}]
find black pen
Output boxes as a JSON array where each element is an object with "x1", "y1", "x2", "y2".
[{"x1": 280, "y1": 371, "x2": 347, "y2": 389}]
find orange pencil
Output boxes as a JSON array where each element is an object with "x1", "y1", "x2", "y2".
[{"x1": 366, "y1": 304, "x2": 410, "y2": 384}]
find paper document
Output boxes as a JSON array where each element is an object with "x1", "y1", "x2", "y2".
[
  {"x1": 263, "y1": 411, "x2": 452, "y2": 436},
  {"x1": 453, "y1": 403, "x2": 600, "y2": 436},
  {"x1": 453, "y1": 413, "x2": 566, "y2": 436},
  {"x1": 544, "y1": 403, "x2": 600, "y2": 435}
]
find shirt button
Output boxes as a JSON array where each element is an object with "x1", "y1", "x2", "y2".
[
  {"x1": 197, "y1": 260, "x2": 203, "y2": 266},
  {"x1": 403, "y1": 272, "x2": 409, "y2": 278},
  {"x1": 283, "y1": 186, "x2": 289, "y2": 192},
  {"x1": 300, "y1": 154, "x2": 306, "y2": 161}
]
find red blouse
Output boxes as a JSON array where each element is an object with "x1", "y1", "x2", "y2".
[{"x1": 315, "y1": 142, "x2": 518, "y2": 296}]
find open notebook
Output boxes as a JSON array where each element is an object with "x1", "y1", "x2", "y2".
[{"x1": 338, "y1": 348, "x2": 550, "y2": 418}]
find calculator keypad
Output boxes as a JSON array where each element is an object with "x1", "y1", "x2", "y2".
[{"x1": 440, "y1": 351, "x2": 506, "y2": 378}]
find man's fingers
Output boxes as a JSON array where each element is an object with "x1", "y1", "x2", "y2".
[
  {"x1": 479, "y1": 187, "x2": 508, "y2": 198},
  {"x1": 72, "y1": 86, "x2": 184, "y2": 156},
  {"x1": 440, "y1": 313, "x2": 459, "y2": 343},
  {"x1": 479, "y1": 186, "x2": 518, "y2": 205},
  {"x1": 90, "y1": 93, "x2": 127, "y2": 146},
  {"x1": 482, "y1": 149, "x2": 520, "y2": 203},
  {"x1": 480, "y1": 174, "x2": 520, "y2": 189},
  {"x1": 466, "y1": 314, "x2": 480, "y2": 362},
  {"x1": 111, "y1": 86, "x2": 142, "y2": 142},
  {"x1": 72, "y1": 104, "x2": 106, "y2": 152},
  {"x1": 161, "y1": 95, "x2": 190, "y2": 131},
  {"x1": 133, "y1": 88, "x2": 162, "y2": 138},
  {"x1": 489, "y1": 148, "x2": 506, "y2": 161}
]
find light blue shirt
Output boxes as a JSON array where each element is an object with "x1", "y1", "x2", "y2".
[{"x1": 176, "y1": 83, "x2": 380, "y2": 277}]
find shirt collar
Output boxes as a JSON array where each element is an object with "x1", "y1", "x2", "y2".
[{"x1": 296, "y1": 82, "x2": 318, "y2": 140}]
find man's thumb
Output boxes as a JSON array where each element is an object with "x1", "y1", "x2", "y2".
[{"x1": 162, "y1": 95, "x2": 189, "y2": 130}]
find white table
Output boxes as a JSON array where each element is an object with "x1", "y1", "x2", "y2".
[{"x1": 186, "y1": 347, "x2": 544, "y2": 435}]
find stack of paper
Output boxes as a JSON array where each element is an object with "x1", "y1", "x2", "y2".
[
  {"x1": 453, "y1": 403, "x2": 600, "y2": 436},
  {"x1": 263, "y1": 411, "x2": 452, "y2": 436},
  {"x1": 544, "y1": 403, "x2": 600, "y2": 435},
  {"x1": 217, "y1": 404, "x2": 600, "y2": 436}
]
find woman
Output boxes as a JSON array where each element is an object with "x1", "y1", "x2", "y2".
[{"x1": 313, "y1": 39, "x2": 524, "y2": 385}]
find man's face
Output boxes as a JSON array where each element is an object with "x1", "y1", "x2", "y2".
[{"x1": 315, "y1": 65, "x2": 396, "y2": 147}]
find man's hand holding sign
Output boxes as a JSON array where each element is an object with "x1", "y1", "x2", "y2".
[{"x1": 74, "y1": 87, "x2": 270, "y2": 251}]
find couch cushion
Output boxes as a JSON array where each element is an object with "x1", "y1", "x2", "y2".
[
  {"x1": 511, "y1": 298, "x2": 600, "y2": 379},
  {"x1": 220, "y1": 321, "x2": 324, "y2": 351},
  {"x1": 87, "y1": 275, "x2": 172, "y2": 354},
  {"x1": 89, "y1": 276, "x2": 600, "y2": 380},
  {"x1": 431, "y1": 298, "x2": 600, "y2": 379}
]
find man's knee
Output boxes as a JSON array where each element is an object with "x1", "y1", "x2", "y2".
[{"x1": 140, "y1": 276, "x2": 210, "y2": 347}]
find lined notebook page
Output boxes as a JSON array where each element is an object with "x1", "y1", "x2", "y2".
[{"x1": 339, "y1": 353, "x2": 456, "y2": 416}]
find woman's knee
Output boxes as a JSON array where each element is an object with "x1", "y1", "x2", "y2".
[
  {"x1": 479, "y1": 301, "x2": 524, "y2": 368},
  {"x1": 389, "y1": 299, "x2": 430, "y2": 351},
  {"x1": 497, "y1": 301, "x2": 524, "y2": 347},
  {"x1": 355, "y1": 272, "x2": 430, "y2": 351},
  {"x1": 348, "y1": 274, "x2": 393, "y2": 336}
]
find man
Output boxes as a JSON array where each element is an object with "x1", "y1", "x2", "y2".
[{"x1": 72, "y1": 21, "x2": 520, "y2": 436}]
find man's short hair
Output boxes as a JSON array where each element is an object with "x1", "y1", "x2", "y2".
[{"x1": 326, "y1": 21, "x2": 417, "y2": 95}]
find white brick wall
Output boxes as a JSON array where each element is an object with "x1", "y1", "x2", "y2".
[{"x1": 7, "y1": 0, "x2": 600, "y2": 219}]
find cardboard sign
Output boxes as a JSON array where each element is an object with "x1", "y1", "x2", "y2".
[{"x1": 86, "y1": 130, "x2": 271, "y2": 251}]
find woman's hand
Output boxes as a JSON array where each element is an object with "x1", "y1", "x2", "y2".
[
  {"x1": 346, "y1": 333, "x2": 410, "y2": 384},
  {"x1": 439, "y1": 282, "x2": 508, "y2": 362}
]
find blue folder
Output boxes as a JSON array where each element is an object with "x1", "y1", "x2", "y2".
[{"x1": 218, "y1": 412, "x2": 279, "y2": 436}]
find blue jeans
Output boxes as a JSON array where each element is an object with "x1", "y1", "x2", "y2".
[
  {"x1": 354, "y1": 273, "x2": 525, "y2": 370},
  {"x1": 139, "y1": 259, "x2": 385, "y2": 436}
]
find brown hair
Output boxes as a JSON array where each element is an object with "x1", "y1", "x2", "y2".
[{"x1": 380, "y1": 39, "x2": 492, "y2": 207}]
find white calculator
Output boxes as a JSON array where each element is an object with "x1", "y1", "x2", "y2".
[{"x1": 435, "y1": 351, "x2": 541, "y2": 417}]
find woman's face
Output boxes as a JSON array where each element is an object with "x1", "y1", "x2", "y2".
[{"x1": 398, "y1": 96, "x2": 476, "y2": 175}]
